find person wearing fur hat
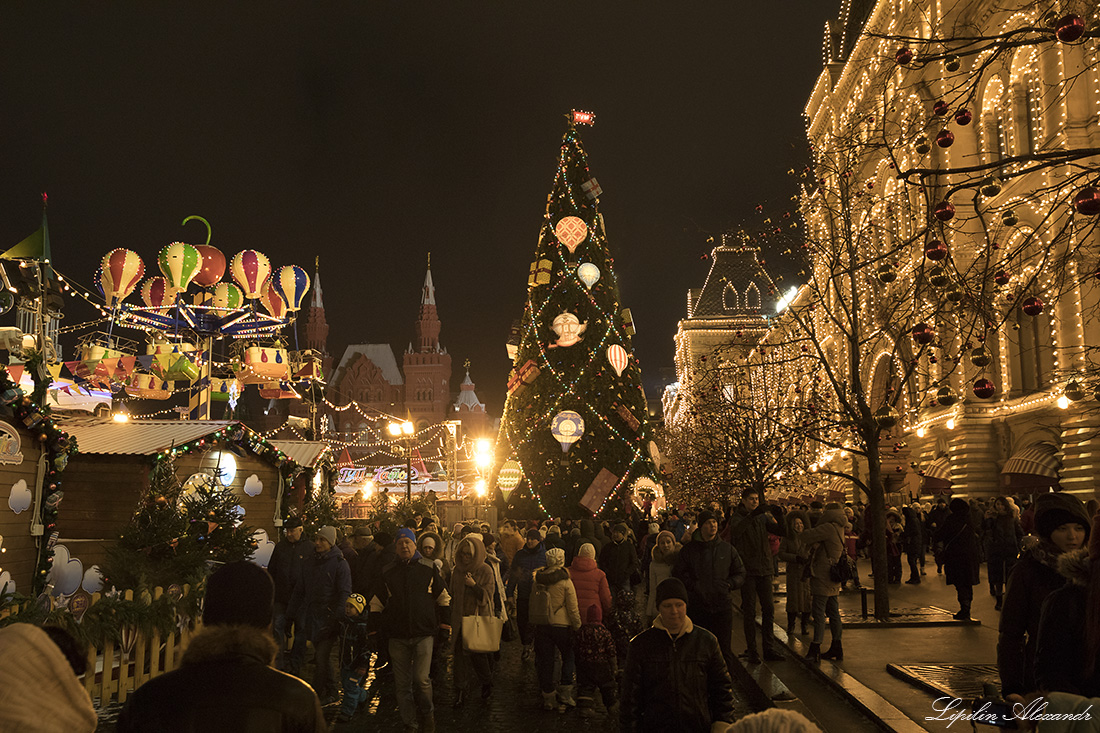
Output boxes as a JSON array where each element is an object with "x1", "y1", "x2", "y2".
[
  {"x1": 450, "y1": 534, "x2": 498, "y2": 706},
  {"x1": 646, "y1": 530, "x2": 681, "y2": 623},
  {"x1": 118, "y1": 562, "x2": 326, "y2": 732},
  {"x1": 287, "y1": 524, "x2": 352, "y2": 704},
  {"x1": 532, "y1": 546, "x2": 582, "y2": 710},
  {"x1": 371, "y1": 527, "x2": 450, "y2": 731},
  {"x1": 418, "y1": 530, "x2": 452, "y2": 589},
  {"x1": 983, "y1": 496, "x2": 1023, "y2": 609},
  {"x1": 933, "y1": 499, "x2": 980, "y2": 621},
  {"x1": 621, "y1": 577, "x2": 735, "y2": 732},
  {"x1": 777, "y1": 510, "x2": 812, "y2": 636},
  {"x1": 0, "y1": 624, "x2": 97, "y2": 732},
  {"x1": 999, "y1": 491, "x2": 1092, "y2": 697},
  {"x1": 506, "y1": 528, "x2": 547, "y2": 660},
  {"x1": 1035, "y1": 511, "x2": 1100, "y2": 699},
  {"x1": 569, "y1": 542, "x2": 613, "y2": 623}
]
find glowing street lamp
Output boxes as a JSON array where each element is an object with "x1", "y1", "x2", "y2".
[{"x1": 388, "y1": 420, "x2": 415, "y2": 501}]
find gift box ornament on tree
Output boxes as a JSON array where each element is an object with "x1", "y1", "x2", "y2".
[{"x1": 494, "y1": 116, "x2": 659, "y2": 518}]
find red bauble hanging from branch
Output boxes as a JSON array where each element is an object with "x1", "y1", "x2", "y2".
[
  {"x1": 1074, "y1": 187, "x2": 1100, "y2": 216},
  {"x1": 911, "y1": 322, "x2": 935, "y2": 345},
  {"x1": 932, "y1": 100, "x2": 950, "y2": 116},
  {"x1": 1022, "y1": 296, "x2": 1044, "y2": 316},
  {"x1": 973, "y1": 378, "x2": 996, "y2": 399},
  {"x1": 954, "y1": 108, "x2": 972, "y2": 126},
  {"x1": 925, "y1": 239, "x2": 949, "y2": 260},
  {"x1": 895, "y1": 47, "x2": 914, "y2": 65},
  {"x1": 934, "y1": 201, "x2": 955, "y2": 221},
  {"x1": 994, "y1": 269, "x2": 1011, "y2": 286},
  {"x1": 936, "y1": 130, "x2": 955, "y2": 148},
  {"x1": 1056, "y1": 14, "x2": 1085, "y2": 43}
]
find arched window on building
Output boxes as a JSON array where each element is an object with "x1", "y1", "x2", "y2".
[
  {"x1": 1006, "y1": 306, "x2": 1054, "y2": 396},
  {"x1": 981, "y1": 76, "x2": 1012, "y2": 169},
  {"x1": 722, "y1": 282, "x2": 739, "y2": 311},
  {"x1": 744, "y1": 282, "x2": 761, "y2": 311}
]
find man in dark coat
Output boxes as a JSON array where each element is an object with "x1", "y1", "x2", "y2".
[
  {"x1": 599, "y1": 523, "x2": 640, "y2": 594},
  {"x1": 726, "y1": 488, "x2": 782, "y2": 663},
  {"x1": 621, "y1": 578, "x2": 735, "y2": 733},
  {"x1": 934, "y1": 498, "x2": 980, "y2": 620},
  {"x1": 370, "y1": 528, "x2": 450, "y2": 732},
  {"x1": 673, "y1": 510, "x2": 747, "y2": 671},
  {"x1": 267, "y1": 516, "x2": 312, "y2": 674},
  {"x1": 118, "y1": 562, "x2": 326, "y2": 732},
  {"x1": 348, "y1": 526, "x2": 377, "y2": 597},
  {"x1": 288, "y1": 525, "x2": 352, "y2": 704},
  {"x1": 506, "y1": 529, "x2": 547, "y2": 659},
  {"x1": 926, "y1": 498, "x2": 950, "y2": 573}
]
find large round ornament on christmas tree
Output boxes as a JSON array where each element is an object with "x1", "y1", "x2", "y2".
[
  {"x1": 551, "y1": 411, "x2": 585, "y2": 453},
  {"x1": 158, "y1": 242, "x2": 203, "y2": 292},
  {"x1": 607, "y1": 344, "x2": 629, "y2": 376},
  {"x1": 497, "y1": 459, "x2": 523, "y2": 500},
  {"x1": 578, "y1": 262, "x2": 600, "y2": 289},
  {"x1": 936, "y1": 386, "x2": 958, "y2": 406},
  {"x1": 1074, "y1": 187, "x2": 1100, "y2": 216},
  {"x1": 554, "y1": 216, "x2": 588, "y2": 253},
  {"x1": 230, "y1": 250, "x2": 272, "y2": 299},
  {"x1": 911, "y1": 323, "x2": 935, "y2": 345}
]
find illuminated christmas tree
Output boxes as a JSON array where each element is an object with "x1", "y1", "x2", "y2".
[{"x1": 496, "y1": 113, "x2": 659, "y2": 519}]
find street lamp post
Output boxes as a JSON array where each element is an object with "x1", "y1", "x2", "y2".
[{"x1": 388, "y1": 420, "x2": 415, "y2": 502}]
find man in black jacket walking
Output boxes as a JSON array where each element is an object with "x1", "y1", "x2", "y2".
[
  {"x1": 267, "y1": 516, "x2": 312, "y2": 674},
  {"x1": 673, "y1": 510, "x2": 746, "y2": 672},
  {"x1": 370, "y1": 528, "x2": 450, "y2": 733},
  {"x1": 727, "y1": 489, "x2": 783, "y2": 663},
  {"x1": 621, "y1": 577, "x2": 735, "y2": 733}
]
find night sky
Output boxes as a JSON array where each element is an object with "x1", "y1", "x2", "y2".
[{"x1": 0, "y1": 3, "x2": 837, "y2": 414}]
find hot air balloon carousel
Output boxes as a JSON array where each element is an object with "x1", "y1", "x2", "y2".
[{"x1": 85, "y1": 215, "x2": 311, "y2": 420}]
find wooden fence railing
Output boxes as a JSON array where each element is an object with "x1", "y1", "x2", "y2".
[{"x1": 81, "y1": 585, "x2": 201, "y2": 707}]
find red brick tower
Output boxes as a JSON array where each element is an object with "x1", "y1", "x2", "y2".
[
  {"x1": 305, "y1": 256, "x2": 332, "y2": 379},
  {"x1": 403, "y1": 256, "x2": 452, "y2": 428}
]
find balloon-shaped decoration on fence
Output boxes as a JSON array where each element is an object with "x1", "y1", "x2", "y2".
[
  {"x1": 212, "y1": 282, "x2": 244, "y2": 310},
  {"x1": 158, "y1": 242, "x2": 203, "y2": 292},
  {"x1": 554, "y1": 216, "x2": 588, "y2": 253},
  {"x1": 578, "y1": 262, "x2": 600, "y2": 289},
  {"x1": 260, "y1": 280, "x2": 287, "y2": 318},
  {"x1": 100, "y1": 249, "x2": 145, "y2": 306},
  {"x1": 140, "y1": 277, "x2": 175, "y2": 309},
  {"x1": 272, "y1": 265, "x2": 310, "y2": 312},
  {"x1": 551, "y1": 410, "x2": 585, "y2": 453},
  {"x1": 193, "y1": 244, "x2": 226, "y2": 287},
  {"x1": 607, "y1": 344, "x2": 629, "y2": 376},
  {"x1": 230, "y1": 250, "x2": 272, "y2": 299}
]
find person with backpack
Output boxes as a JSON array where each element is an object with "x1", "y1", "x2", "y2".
[
  {"x1": 797, "y1": 505, "x2": 849, "y2": 662},
  {"x1": 530, "y1": 547, "x2": 581, "y2": 711}
]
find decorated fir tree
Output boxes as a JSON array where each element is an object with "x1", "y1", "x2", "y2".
[
  {"x1": 101, "y1": 457, "x2": 257, "y2": 591},
  {"x1": 496, "y1": 113, "x2": 659, "y2": 519}
]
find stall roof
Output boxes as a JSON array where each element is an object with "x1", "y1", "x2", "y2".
[
  {"x1": 270, "y1": 440, "x2": 331, "y2": 468},
  {"x1": 57, "y1": 418, "x2": 241, "y2": 456}
]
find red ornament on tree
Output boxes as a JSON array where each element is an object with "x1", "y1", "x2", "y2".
[
  {"x1": 1022, "y1": 296, "x2": 1044, "y2": 316},
  {"x1": 925, "y1": 239, "x2": 949, "y2": 260},
  {"x1": 911, "y1": 322, "x2": 935, "y2": 345},
  {"x1": 936, "y1": 130, "x2": 955, "y2": 148},
  {"x1": 1056, "y1": 14, "x2": 1085, "y2": 43},
  {"x1": 895, "y1": 47, "x2": 914, "y2": 65},
  {"x1": 932, "y1": 100, "x2": 950, "y2": 116},
  {"x1": 934, "y1": 201, "x2": 955, "y2": 221},
  {"x1": 994, "y1": 269, "x2": 1011, "y2": 286},
  {"x1": 954, "y1": 108, "x2": 972, "y2": 125},
  {"x1": 973, "y1": 378, "x2": 996, "y2": 399},
  {"x1": 1073, "y1": 187, "x2": 1100, "y2": 216}
]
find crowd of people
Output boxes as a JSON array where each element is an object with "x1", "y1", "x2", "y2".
[{"x1": 6, "y1": 488, "x2": 1099, "y2": 732}]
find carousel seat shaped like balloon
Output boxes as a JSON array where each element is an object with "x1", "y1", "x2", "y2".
[{"x1": 230, "y1": 250, "x2": 272, "y2": 299}]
